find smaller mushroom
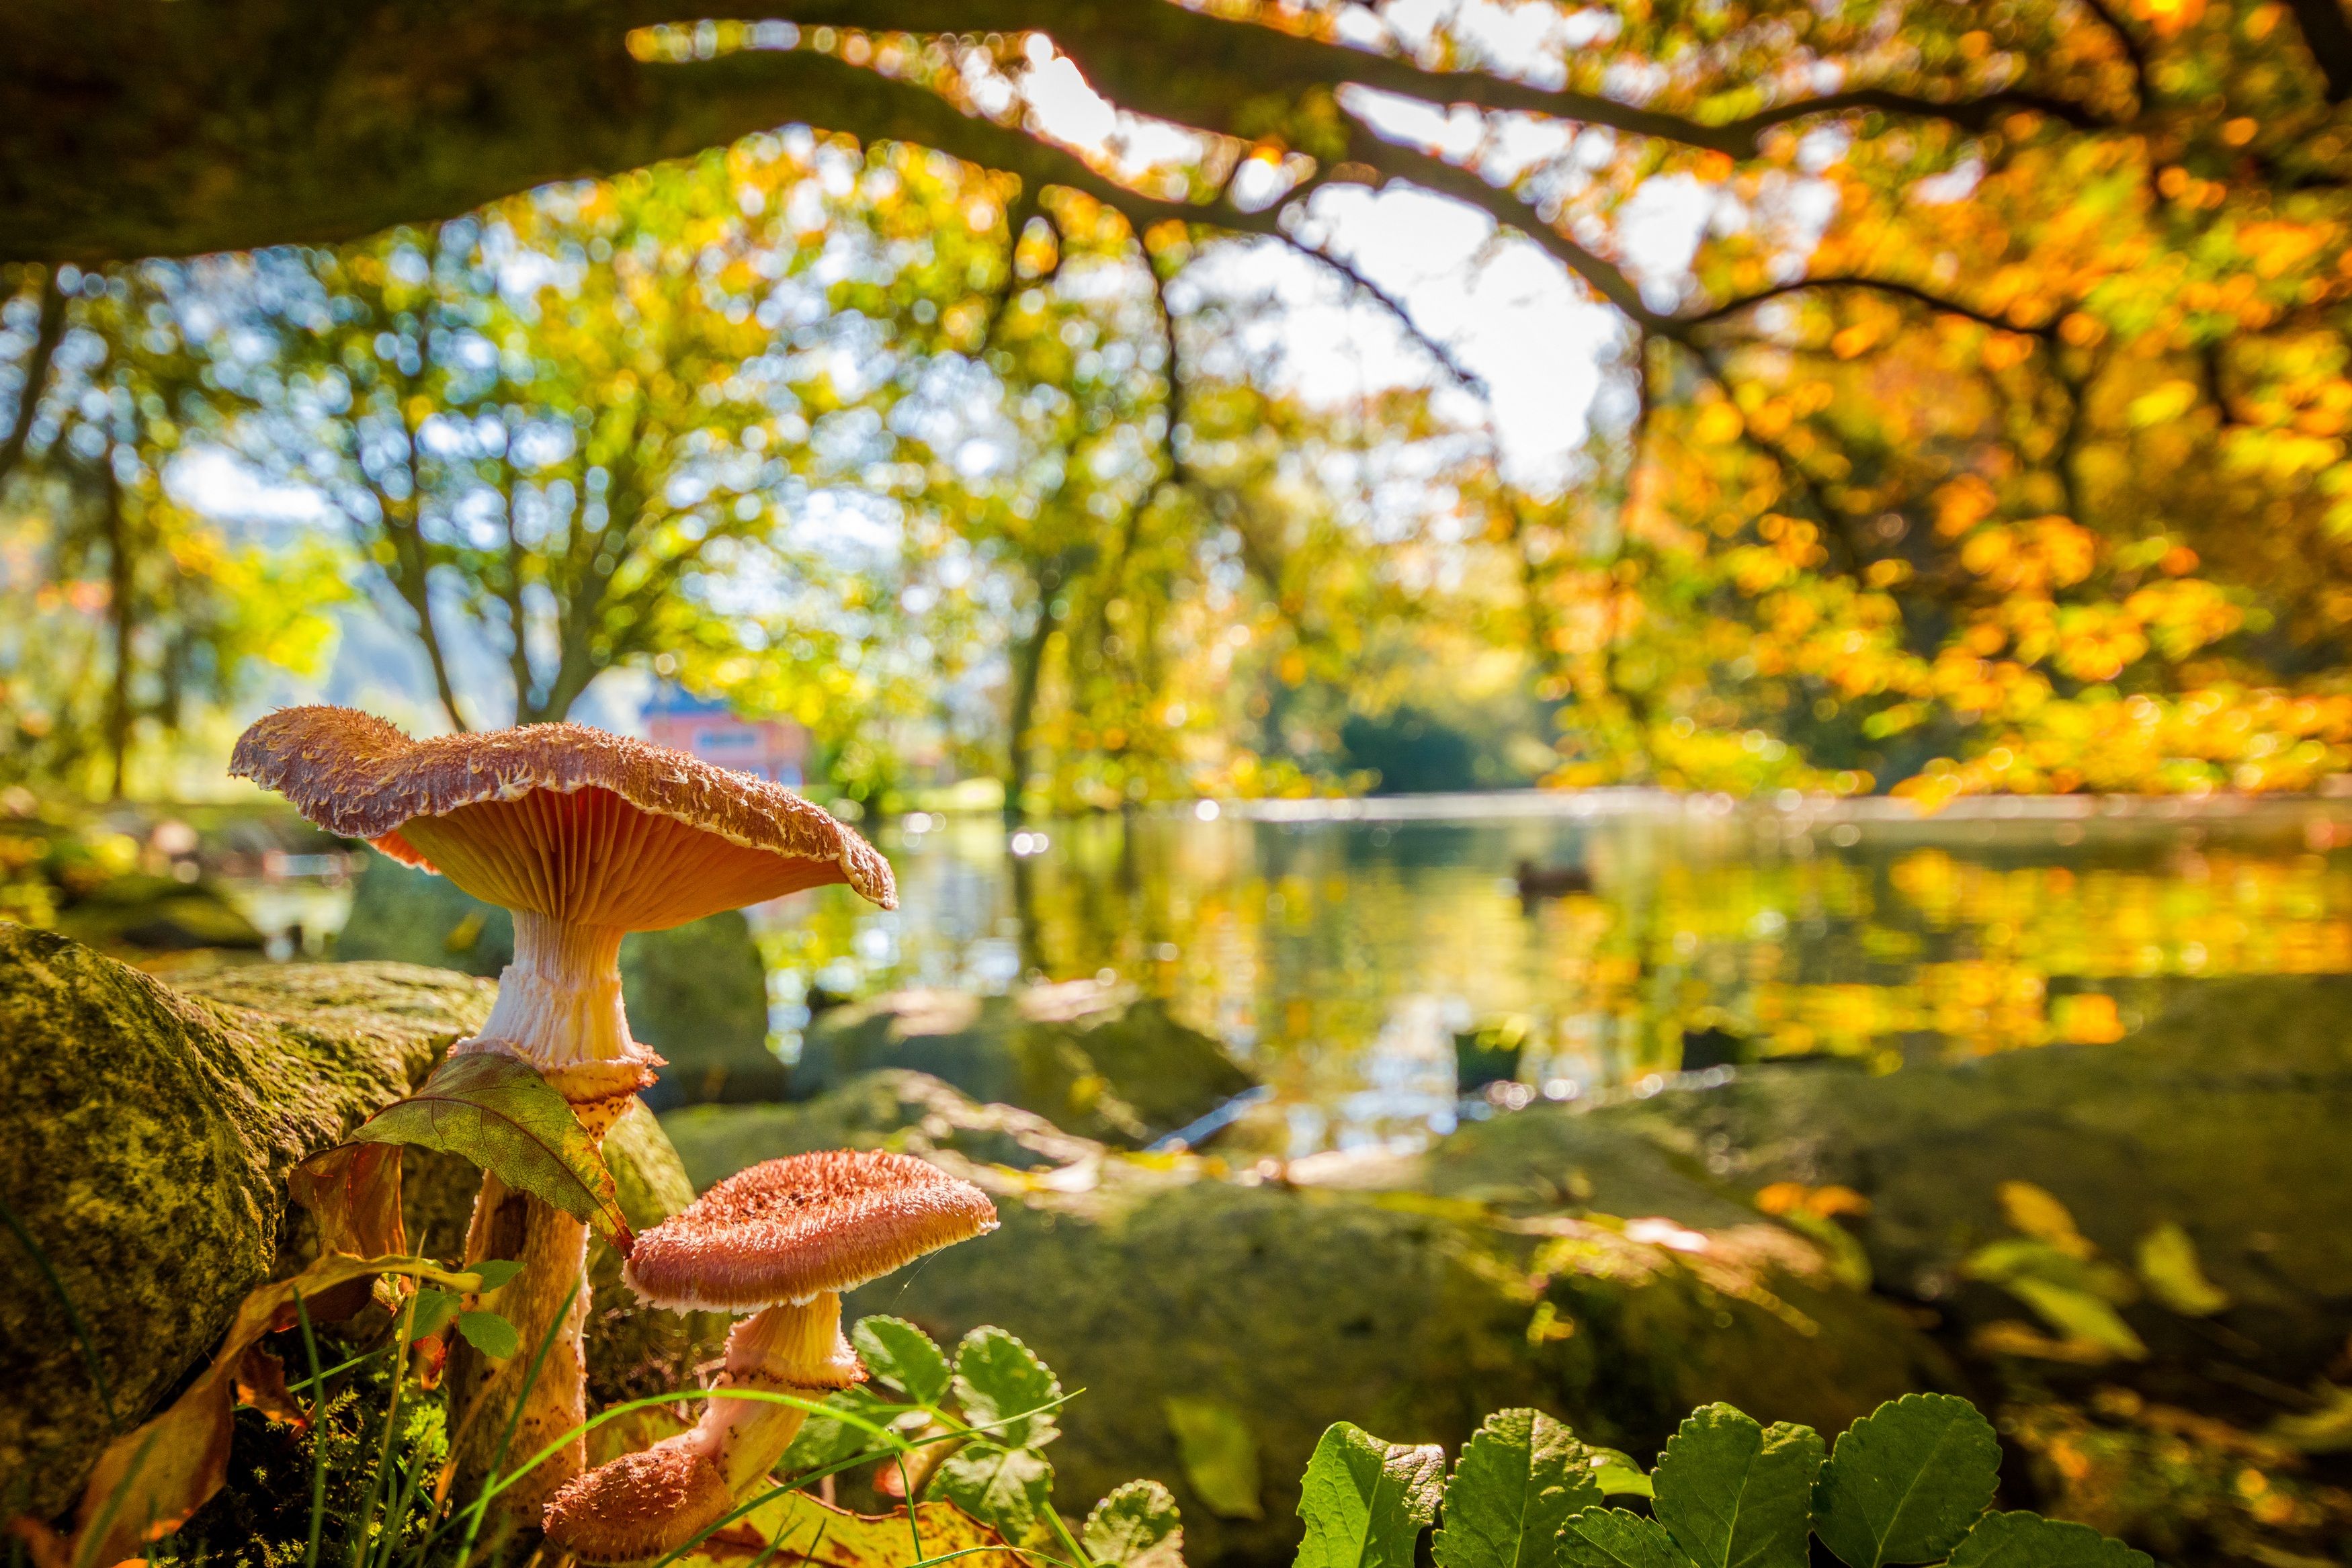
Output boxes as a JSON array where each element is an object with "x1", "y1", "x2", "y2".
[{"x1": 544, "y1": 1150, "x2": 999, "y2": 1563}]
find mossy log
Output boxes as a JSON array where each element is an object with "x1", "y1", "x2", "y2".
[{"x1": 0, "y1": 930, "x2": 700, "y2": 1523}]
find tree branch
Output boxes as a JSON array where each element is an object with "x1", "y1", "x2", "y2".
[
  {"x1": 1142, "y1": 239, "x2": 1189, "y2": 488},
  {"x1": 1270, "y1": 230, "x2": 1489, "y2": 397},
  {"x1": 1677, "y1": 274, "x2": 2063, "y2": 339}
]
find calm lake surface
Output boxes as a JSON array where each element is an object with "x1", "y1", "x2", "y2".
[
  {"x1": 750, "y1": 789, "x2": 2352, "y2": 1160},
  {"x1": 249, "y1": 789, "x2": 2352, "y2": 1161}
]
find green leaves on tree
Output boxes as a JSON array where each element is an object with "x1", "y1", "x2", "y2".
[
  {"x1": 1812, "y1": 1394, "x2": 2003, "y2": 1568},
  {"x1": 1292, "y1": 1422, "x2": 1445, "y2": 1568},
  {"x1": 1652, "y1": 1405, "x2": 1822, "y2": 1568},
  {"x1": 1433, "y1": 1409, "x2": 1599, "y2": 1568},
  {"x1": 308, "y1": 1053, "x2": 633, "y2": 1250},
  {"x1": 857, "y1": 1313, "x2": 956, "y2": 1405}
]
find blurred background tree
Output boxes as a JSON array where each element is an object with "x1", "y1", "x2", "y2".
[
  {"x1": 0, "y1": 261, "x2": 343, "y2": 797},
  {"x1": 11, "y1": 0, "x2": 2352, "y2": 801}
]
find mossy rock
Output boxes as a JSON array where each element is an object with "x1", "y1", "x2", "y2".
[
  {"x1": 662, "y1": 1068, "x2": 1105, "y2": 1188},
  {"x1": 0, "y1": 929, "x2": 487, "y2": 1518},
  {"x1": 667, "y1": 1071, "x2": 1942, "y2": 1567},
  {"x1": 794, "y1": 980, "x2": 1254, "y2": 1145},
  {"x1": 332, "y1": 853, "x2": 780, "y2": 1107},
  {"x1": 1423, "y1": 973, "x2": 2352, "y2": 1377}
]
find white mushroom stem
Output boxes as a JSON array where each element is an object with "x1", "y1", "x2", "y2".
[
  {"x1": 685, "y1": 1291, "x2": 863, "y2": 1493},
  {"x1": 462, "y1": 911, "x2": 635, "y2": 1074}
]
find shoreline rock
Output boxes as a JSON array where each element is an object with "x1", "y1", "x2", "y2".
[{"x1": 794, "y1": 979, "x2": 1255, "y2": 1146}]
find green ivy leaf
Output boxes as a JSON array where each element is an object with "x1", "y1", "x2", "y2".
[
  {"x1": 931, "y1": 1444, "x2": 1054, "y2": 1538},
  {"x1": 456, "y1": 1309, "x2": 519, "y2": 1360},
  {"x1": 468, "y1": 1258, "x2": 523, "y2": 1293},
  {"x1": 954, "y1": 1326, "x2": 1061, "y2": 1450},
  {"x1": 331, "y1": 1054, "x2": 632, "y2": 1248},
  {"x1": 1292, "y1": 1423, "x2": 1445, "y2": 1568},
  {"x1": 1652, "y1": 1405, "x2": 1822, "y2": 1568},
  {"x1": 1945, "y1": 1512, "x2": 2154, "y2": 1568},
  {"x1": 1557, "y1": 1510, "x2": 1690, "y2": 1568},
  {"x1": 855, "y1": 1315, "x2": 954, "y2": 1405},
  {"x1": 407, "y1": 1287, "x2": 462, "y2": 1341},
  {"x1": 1812, "y1": 1394, "x2": 2001, "y2": 1568},
  {"x1": 1433, "y1": 1407, "x2": 1599, "y2": 1568},
  {"x1": 1084, "y1": 1479, "x2": 1185, "y2": 1568},
  {"x1": 1164, "y1": 1397, "x2": 1265, "y2": 1521}
]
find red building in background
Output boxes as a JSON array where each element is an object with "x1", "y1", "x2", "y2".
[{"x1": 641, "y1": 685, "x2": 812, "y2": 787}]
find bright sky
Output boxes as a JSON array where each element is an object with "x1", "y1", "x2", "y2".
[{"x1": 1014, "y1": 44, "x2": 1722, "y2": 492}]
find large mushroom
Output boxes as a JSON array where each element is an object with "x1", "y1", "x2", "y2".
[
  {"x1": 543, "y1": 1149, "x2": 999, "y2": 1563},
  {"x1": 229, "y1": 707, "x2": 894, "y2": 1516}
]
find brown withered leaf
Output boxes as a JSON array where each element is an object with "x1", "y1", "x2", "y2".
[
  {"x1": 289, "y1": 1140, "x2": 407, "y2": 1258},
  {"x1": 232, "y1": 1345, "x2": 307, "y2": 1428}
]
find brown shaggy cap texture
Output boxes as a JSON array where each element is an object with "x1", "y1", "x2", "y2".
[
  {"x1": 625, "y1": 1150, "x2": 999, "y2": 1311},
  {"x1": 541, "y1": 1438, "x2": 730, "y2": 1563},
  {"x1": 230, "y1": 705, "x2": 893, "y2": 920}
]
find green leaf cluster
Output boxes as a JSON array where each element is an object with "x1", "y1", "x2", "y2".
[
  {"x1": 1304, "y1": 1396, "x2": 2150, "y2": 1568},
  {"x1": 787, "y1": 1315, "x2": 1105, "y2": 1553}
]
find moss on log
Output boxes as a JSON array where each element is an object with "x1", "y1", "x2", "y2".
[{"x1": 0, "y1": 929, "x2": 489, "y2": 1517}]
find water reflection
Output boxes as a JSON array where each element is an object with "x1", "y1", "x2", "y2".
[{"x1": 754, "y1": 793, "x2": 2352, "y2": 1160}]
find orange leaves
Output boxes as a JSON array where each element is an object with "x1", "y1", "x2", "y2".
[
  {"x1": 1691, "y1": 403, "x2": 1745, "y2": 445},
  {"x1": 1956, "y1": 515, "x2": 2097, "y2": 594},
  {"x1": 2130, "y1": 0, "x2": 2206, "y2": 36},
  {"x1": 1935, "y1": 476, "x2": 1998, "y2": 537}
]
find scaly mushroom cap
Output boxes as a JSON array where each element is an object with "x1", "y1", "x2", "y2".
[
  {"x1": 541, "y1": 1439, "x2": 730, "y2": 1564},
  {"x1": 625, "y1": 1150, "x2": 999, "y2": 1312},
  {"x1": 230, "y1": 705, "x2": 894, "y2": 928}
]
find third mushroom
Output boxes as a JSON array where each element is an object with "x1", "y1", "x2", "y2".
[{"x1": 544, "y1": 1149, "x2": 1000, "y2": 1562}]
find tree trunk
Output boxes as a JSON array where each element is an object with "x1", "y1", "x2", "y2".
[
  {"x1": 0, "y1": 266, "x2": 66, "y2": 497},
  {"x1": 101, "y1": 460, "x2": 133, "y2": 800},
  {"x1": 1003, "y1": 584, "x2": 1060, "y2": 826}
]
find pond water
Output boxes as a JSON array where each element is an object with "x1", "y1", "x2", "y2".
[
  {"x1": 756, "y1": 790, "x2": 2352, "y2": 1160},
  {"x1": 239, "y1": 789, "x2": 2352, "y2": 1162}
]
